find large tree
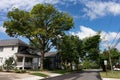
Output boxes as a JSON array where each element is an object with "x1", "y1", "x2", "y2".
[
  {"x1": 83, "y1": 34, "x2": 101, "y2": 67},
  {"x1": 3, "y1": 4, "x2": 73, "y2": 70},
  {"x1": 58, "y1": 35, "x2": 83, "y2": 70}
]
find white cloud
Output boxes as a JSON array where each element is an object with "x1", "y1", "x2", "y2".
[
  {"x1": 83, "y1": 1, "x2": 120, "y2": 19},
  {"x1": 70, "y1": 26, "x2": 96, "y2": 39},
  {"x1": 0, "y1": 0, "x2": 62, "y2": 11},
  {"x1": 116, "y1": 43, "x2": 120, "y2": 51},
  {"x1": 0, "y1": 26, "x2": 6, "y2": 33},
  {"x1": 70, "y1": 25, "x2": 120, "y2": 50},
  {"x1": 100, "y1": 31, "x2": 119, "y2": 42}
]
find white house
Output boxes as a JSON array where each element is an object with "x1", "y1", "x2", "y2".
[{"x1": 0, "y1": 39, "x2": 40, "y2": 70}]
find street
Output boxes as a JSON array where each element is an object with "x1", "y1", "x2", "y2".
[{"x1": 41, "y1": 69, "x2": 102, "y2": 80}]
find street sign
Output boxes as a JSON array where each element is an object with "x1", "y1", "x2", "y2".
[{"x1": 104, "y1": 60, "x2": 107, "y2": 65}]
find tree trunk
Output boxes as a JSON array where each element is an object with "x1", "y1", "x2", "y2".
[
  {"x1": 40, "y1": 51, "x2": 44, "y2": 70},
  {"x1": 70, "y1": 62, "x2": 72, "y2": 71}
]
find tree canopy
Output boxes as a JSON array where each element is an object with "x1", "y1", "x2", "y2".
[
  {"x1": 58, "y1": 35, "x2": 83, "y2": 70},
  {"x1": 83, "y1": 34, "x2": 101, "y2": 61},
  {"x1": 100, "y1": 48, "x2": 120, "y2": 66}
]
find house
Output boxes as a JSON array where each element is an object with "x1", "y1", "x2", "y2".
[
  {"x1": 44, "y1": 52, "x2": 61, "y2": 69},
  {"x1": 0, "y1": 39, "x2": 40, "y2": 70}
]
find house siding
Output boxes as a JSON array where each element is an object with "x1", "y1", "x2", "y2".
[{"x1": 0, "y1": 46, "x2": 18, "y2": 66}]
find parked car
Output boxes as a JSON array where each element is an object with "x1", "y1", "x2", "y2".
[{"x1": 113, "y1": 64, "x2": 120, "y2": 71}]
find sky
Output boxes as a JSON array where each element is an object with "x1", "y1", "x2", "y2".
[{"x1": 0, "y1": 0, "x2": 120, "y2": 51}]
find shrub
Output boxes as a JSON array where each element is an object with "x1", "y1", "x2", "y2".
[
  {"x1": 0, "y1": 66, "x2": 3, "y2": 71},
  {"x1": 14, "y1": 68, "x2": 26, "y2": 73},
  {"x1": 4, "y1": 57, "x2": 15, "y2": 71}
]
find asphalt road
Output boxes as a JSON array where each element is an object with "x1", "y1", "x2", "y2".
[{"x1": 42, "y1": 69, "x2": 102, "y2": 80}]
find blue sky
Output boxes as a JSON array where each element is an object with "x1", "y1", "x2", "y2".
[{"x1": 0, "y1": 0, "x2": 120, "y2": 51}]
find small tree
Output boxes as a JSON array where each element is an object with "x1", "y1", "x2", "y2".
[{"x1": 4, "y1": 57, "x2": 15, "y2": 71}]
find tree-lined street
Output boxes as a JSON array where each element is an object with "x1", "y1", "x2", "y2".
[{"x1": 41, "y1": 69, "x2": 102, "y2": 80}]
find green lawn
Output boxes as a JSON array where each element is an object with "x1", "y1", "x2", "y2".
[
  {"x1": 30, "y1": 72, "x2": 49, "y2": 77},
  {"x1": 100, "y1": 71, "x2": 120, "y2": 79}
]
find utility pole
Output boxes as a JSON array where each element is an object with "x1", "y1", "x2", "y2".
[
  {"x1": 108, "y1": 46, "x2": 113, "y2": 72},
  {"x1": 104, "y1": 39, "x2": 113, "y2": 72}
]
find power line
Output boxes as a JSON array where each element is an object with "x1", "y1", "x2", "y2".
[
  {"x1": 110, "y1": 29, "x2": 120, "y2": 48},
  {"x1": 112, "y1": 36, "x2": 120, "y2": 48}
]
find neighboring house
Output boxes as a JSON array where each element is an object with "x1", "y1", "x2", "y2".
[
  {"x1": 0, "y1": 39, "x2": 40, "y2": 70},
  {"x1": 44, "y1": 52, "x2": 61, "y2": 69}
]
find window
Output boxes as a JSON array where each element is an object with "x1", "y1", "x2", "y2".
[
  {"x1": 12, "y1": 46, "x2": 14, "y2": 51},
  {"x1": 0, "y1": 47, "x2": 3, "y2": 52},
  {"x1": 17, "y1": 57, "x2": 23, "y2": 62},
  {"x1": 25, "y1": 57, "x2": 32, "y2": 62}
]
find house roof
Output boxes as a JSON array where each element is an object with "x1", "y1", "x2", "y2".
[
  {"x1": 45, "y1": 52, "x2": 57, "y2": 57},
  {"x1": 0, "y1": 39, "x2": 28, "y2": 47},
  {"x1": 16, "y1": 52, "x2": 40, "y2": 58}
]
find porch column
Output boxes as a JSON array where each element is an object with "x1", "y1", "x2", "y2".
[{"x1": 22, "y1": 56, "x2": 25, "y2": 70}]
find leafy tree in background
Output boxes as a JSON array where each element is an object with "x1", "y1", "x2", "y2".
[
  {"x1": 58, "y1": 35, "x2": 83, "y2": 70},
  {"x1": 100, "y1": 48, "x2": 120, "y2": 69},
  {"x1": 83, "y1": 34, "x2": 101, "y2": 68},
  {"x1": 4, "y1": 4, "x2": 73, "y2": 70}
]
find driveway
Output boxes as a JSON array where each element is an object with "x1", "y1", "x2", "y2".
[
  {"x1": 41, "y1": 69, "x2": 102, "y2": 80},
  {"x1": 0, "y1": 72, "x2": 43, "y2": 80}
]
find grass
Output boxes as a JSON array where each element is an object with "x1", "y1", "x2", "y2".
[
  {"x1": 100, "y1": 71, "x2": 120, "y2": 79},
  {"x1": 30, "y1": 72, "x2": 49, "y2": 77}
]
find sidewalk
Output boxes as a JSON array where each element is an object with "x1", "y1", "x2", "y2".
[
  {"x1": 16, "y1": 71, "x2": 62, "y2": 80},
  {"x1": 38, "y1": 71, "x2": 62, "y2": 77},
  {"x1": 15, "y1": 76, "x2": 44, "y2": 80},
  {"x1": 103, "y1": 78, "x2": 120, "y2": 80}
]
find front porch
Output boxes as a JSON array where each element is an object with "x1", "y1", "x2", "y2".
[{"x1": 16, "y1": 53, "x2": 40, "y2": 70}]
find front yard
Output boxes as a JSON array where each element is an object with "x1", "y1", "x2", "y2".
[{"x1": 100, "y1": 71, "x2": 120, "y2": 79}]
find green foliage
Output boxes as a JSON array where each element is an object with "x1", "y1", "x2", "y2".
[
  {"x1": 14, "y1": 68, "x2": 26, "y2": 73},
  {"x1": 83, "y1": 34, "x2": 101, "y2": 61},
  {"x1": 4, "y1": 4, "x2": 73, "y2": 70},
  {"x1": 0, "y1": 66, "x2": 3, "y2": 71},
  {"x1": 100, "y1": 48, "x2": 120, "y2": 66},
  {"x1": 4, "y1": 57, "x2": 15, "y2": 71},
  {"x1": 58, "y1": 34, "x2": 101, "y2": 70},
  {"x1": 83, "y1": 34, "x2": 101, "y2": 68},
  {"x1": 82, "y1": 60, "x2": 99, "y2": 69},
  {"x1": 58, "y1": 35, "x2": 83, "y2": 70}
]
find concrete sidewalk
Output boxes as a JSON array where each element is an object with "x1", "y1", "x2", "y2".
[
  {"x1": 15, "y1": 76, "x2": 44, "y2": 80},
  {"x1": 103, "y1": 78, "x2": 120, "y2": 80},
  {"x1": 0, "y1": 72, "x2": 44, "y2": 80},
  {"x1": 16, "y1": 71, "x2": 62, "y2": 80},
  {"x1": 38, "y1": 71, "x2": 62, "y2": 77},
  {"x1": 0, "y1": 71, "x2": 62, "y2": 80}
]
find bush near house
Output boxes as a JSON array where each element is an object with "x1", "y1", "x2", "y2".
[
  {"x1": 0, "y1": 66, "x2": 2, "y2": 71},
  {"x1": 14, "y1": 68, "x2": 26, "y2": 73},
  {"x1": 4, "y1": 57, "x2": 15, "y2": 71}
]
